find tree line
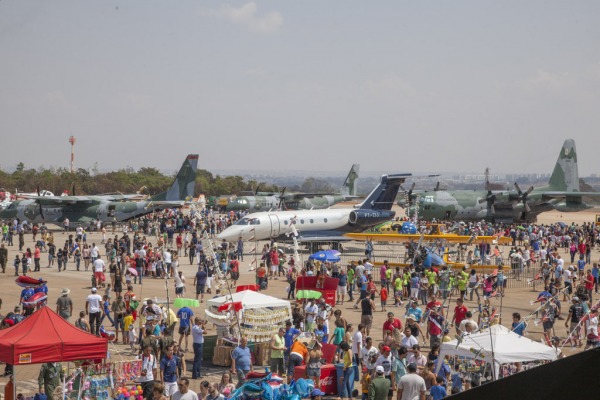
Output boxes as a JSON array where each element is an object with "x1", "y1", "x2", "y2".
[{"x1": 0, "y1": 163, "x2": 308, "y2": 197}]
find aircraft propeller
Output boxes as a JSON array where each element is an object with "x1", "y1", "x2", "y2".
[
  {"x1": 278, "y1": 186, "x2": 287, "y2": 210},
  {"x1": 478, "y1": 190, "x2": 497, "y2": 218},
  {"x1": 402, "y1": 182, "x2": 416, "y2": 207},
  {"x1": 36, "y1": 185, "x2": 45, "y2": 220},
  {"x1": 513, "y1": 182, "x2": 534, "y2": 216}
]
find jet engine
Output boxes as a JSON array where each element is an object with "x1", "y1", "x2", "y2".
[{"x1": 348, "y1": 210, "x2": 395, "y2": 227}]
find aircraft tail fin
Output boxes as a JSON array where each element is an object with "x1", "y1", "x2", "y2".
[
  {"x1": 359, "y1": 174, "x2": 410, "y2": 211},
  {"x1": 340, "y1": 164, "x2": 360, "y2": 197},
  {"x1": 548, "y1": 139, "x2": 579, "y2": 192},
  {"x1": 151, "y1": 154, "x2": 198, "y2": 201}
]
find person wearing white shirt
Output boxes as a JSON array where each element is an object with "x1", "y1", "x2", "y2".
[
  {"x1": 359, "y1": 336, "x2": 379, "y2": 374},
  {"x1": 85, "y1": 287, "x2": 103, "y2": 336},
  {"x1": 93, "y1": 257, "x2": 106, "y2": 288},
  {"x1": 305, "y1": 301, "x2": 319, "y2": 332},
  {"x1": 90, "y1": 244, "x2": 100, "y2": 261},
  {"x1": 401, "y1": 327, "x2": 419, "y2": 349},
  {"x1": 163, "y1": 249, "x2": 173, "y2": 277}
]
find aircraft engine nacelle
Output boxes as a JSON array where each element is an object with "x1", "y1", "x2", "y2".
[
  {"x1": 552, "y1": 201, "x2": 590, "y2": 213},
  {"x1": 348, "y1": 210, "x2": 395, "y2": 227}
]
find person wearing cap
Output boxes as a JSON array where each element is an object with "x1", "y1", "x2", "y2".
[
  {"x1": 368, "y1": 365, "x2": 390, "y2": 400},
  {"x1": 56, "y1": 288, "x2": 73, "y2": 320},
  {"x1": 565, "y1": 296, "x2": 584, "y2": 347},
  {"x1": 86, "y1": 287, "x2": 103, "y2": 336},
  {"x1": 374, "y1": 345, "x2": 394, "y2": 400},
  {"x1": 397, "y1": 362, "x2": 426, "y2": 400}
]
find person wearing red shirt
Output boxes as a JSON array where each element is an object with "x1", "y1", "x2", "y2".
[
  {"x1": 584, "y1": 270, "x2": 594, "y2": 301},
  {"x1": 425, "y1": 294, "x2": 442, "y2": 313},
  {"x1": 382, "y1": 312, "x2": 402, "y2": 341},
  {"x1": 451, "y1": 298, "x2": 468, "y2": 334}
]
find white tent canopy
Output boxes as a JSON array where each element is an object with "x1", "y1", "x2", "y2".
[
  {"x1": 207, "y1": 290, "x2": 291, "y2": 313},
  {"x1": 437, "y1": 324, "x2": 558, "y2": 378}
]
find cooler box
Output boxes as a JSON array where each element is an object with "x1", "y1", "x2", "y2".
[
  {"x1": 293, "y1": 364, "x2": 337, "y2": 395},
  {"x1": 296, "y1": 276, "x2": 340, "y2": 307},
  {"x1": 334, "y1": 363, "x2": 356, "y2": 398}
]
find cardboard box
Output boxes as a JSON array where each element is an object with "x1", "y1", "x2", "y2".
[
  {"x1": 254, "y1": 342, "x2": 271, "y2": 366},
  {"x1": 212, "y1": 346, "x2": 232, "y2": 367}
]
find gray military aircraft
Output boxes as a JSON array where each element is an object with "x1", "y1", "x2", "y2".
[
  {"x1": 0, "y1": 154, "x2": 198, "y2": 226},
  {"x1": 399, "y1": 139, "x2": 600, "y2": 223},
  {"x1": 225, "y1": 164, "x2": 360, "y2": 212}
]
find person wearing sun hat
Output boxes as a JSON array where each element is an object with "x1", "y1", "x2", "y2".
[
  {"x1": 310, "y1": 388, "x2": 325, "y2": 400},
  {"x1": 56, "y1": 288, "x2": 73, "y2": 320}
]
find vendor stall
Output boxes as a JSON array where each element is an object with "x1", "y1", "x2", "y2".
[
  {"x1": 206, "y1": 290, "x2": 292, "y2": 342},
  {"x1": 436, "y1": 324, "x2": 558, "y2": 380}
]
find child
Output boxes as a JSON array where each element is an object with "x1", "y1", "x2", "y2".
[
  {"x1": 105, "y1": 284, "x2": 112, "y2": 301},
  {"x1": 360, "y1": 369, "x2": 371, "y2": 400},
  {"x1": 21, "y1": 254, "x2": 28, "y2": 276},
  {"x1": 123, "y1": 311, "x2": 134, "y2": 345},
  {"x1": 14, "y1": 255, "x2": 21, "y2": 276},
  {"x1": 380, "y1": 286, "x2": 388, "y2": 311},
  {"x1": 128, "y1": 324, "x2": 138, "y2": 352},
  {"x1": 125, "y1": 270, "x2": 132, "y2": 286},
  {"x1": 430, "y1": 376, "x2": 447, "y2": 400},
  {"x1": 511, "y1": 312, "x2": 527, "y2": 336},
  {"x1": 450, "y1": 364, "x2": 463, "y2": 394}
]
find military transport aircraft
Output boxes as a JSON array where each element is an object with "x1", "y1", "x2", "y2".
[
  {"x1": 225, "y1": 164, "x2": 361, "y2": 212},
  {"x1": 0, "y1": 154, "x2": 198, "y2": 225},
  {"x1": 216, "y1": 172, "x2": 408, "y2": 243},
  {"x1": 399, "y1": 139, "x2": 600, "y2": 223}
]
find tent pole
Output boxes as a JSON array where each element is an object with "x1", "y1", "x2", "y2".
[
  {"x1": 13, "y1": 366, "x2": 16, "y2": 400},
  {"x1": 489, "y1": 327, "x2": 496, "y2": 381}
]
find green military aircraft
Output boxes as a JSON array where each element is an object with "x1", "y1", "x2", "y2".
[
  {"x1": 0, "y1": 154, "x2": 198, "y2": 226},
  {"x1": 225, "y1": 164, "x2": 360, "y2": 212},
  {"x1": 399, "y1": 139, "x2": 600, "y2": 223}
]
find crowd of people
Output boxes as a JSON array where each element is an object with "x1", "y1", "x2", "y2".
[{"x1": 1, "y1": 212, "x2": 600, "y2": 400}]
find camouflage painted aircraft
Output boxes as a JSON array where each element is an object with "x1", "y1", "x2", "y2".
[
  {"x1": 225, "y1": 164, "x2": 360, "y2": 212},
  {"x1": 399, "y1": 139, "x2": 600, "y2": 223},
  {"x1": 0, "y1": 155, "x2": 198, "y2": 225}
]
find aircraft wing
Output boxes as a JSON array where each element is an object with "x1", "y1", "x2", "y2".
[
  {"x1": 294, "y1": 235, "x2": 353, "y2": 242},
  {"x1": 34, "y1": 196, "x2": 98, "y2": 205},
  {"x1": 541, "y1": 191, "x2": 600, "y2": 199},
  {"x1": 344, "y1": 232, "x2": 512, "y2": 244},
  {"x1": 283, "y1": 193, "x2": 336, "y2": 200}
]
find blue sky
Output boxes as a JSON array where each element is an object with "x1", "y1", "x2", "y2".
[{"x1": 1, "y1": 1, "x2": 599, "y2": 176}]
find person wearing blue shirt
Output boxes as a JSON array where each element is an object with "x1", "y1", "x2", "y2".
[
  {"x1": 284, "y1": 321, "x2": 300, "y2": 369},
  {"x1": 406, "y1": 301, "x2": 423, "y2": 322},
  {"x1": 191, "y1": 317, "x2": 206, "y2": 379},
  {"x1": 577, "y1": 256, "x2": 586, "y2": 274},
  {"x1": 177, "y1": 306, "x2": 194, "y2": 352},
  {"x1": 434, "y1": 357, "x2": 451, "y2": 385},
  {"x1": 231, "y1": 337, "x2": 252, "y2": 388},
  {"x1": 430, "y1": 376, "x2": 447, "y2": 400},
  {"x1": 511, "y1": 313, "x2": 527, "y2": 336},
  {"x1": 160, "y1": 345, "x2": 181, "y2": 397}
]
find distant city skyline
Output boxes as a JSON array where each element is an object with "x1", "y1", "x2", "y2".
[{"x1": 2, "y1": 2, "x2": 599, "y2": 176}]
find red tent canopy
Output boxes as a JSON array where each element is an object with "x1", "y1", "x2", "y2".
[{"x1": 0, "y1": 306, "x2": 108, "y2": 365}]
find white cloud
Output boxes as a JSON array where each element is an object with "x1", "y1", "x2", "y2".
[{"x1": 203, "y1": 2, "x2": 283, "y2": 34}]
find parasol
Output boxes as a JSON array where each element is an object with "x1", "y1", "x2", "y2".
[
  {"x1": 308, "y1": 249, "x2": 341, "y2": 262},
  {"x1": 173, "y1": 298, "x2": 200, "y2": 308},
  {"x1": 296, "y1": 290, "x2": 323, "y2": 300}
]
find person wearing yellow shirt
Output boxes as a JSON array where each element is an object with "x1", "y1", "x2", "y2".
[{"x1": 123, "y1": 311, "x2": 134, "y2": 345}]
